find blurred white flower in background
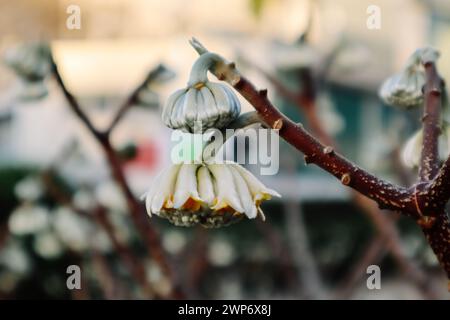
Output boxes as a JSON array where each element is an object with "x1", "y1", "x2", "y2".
[
  {"x1": 32, "y1": 230, "x2": 64, "y2": 259},
  {"x1": 216, "y1": 275, "x2": 243, "y2": 299},
  {"x1": 145, "y1": 260, "x2": 172, "y2": 297},
  {"x1": 207, "y1": 238, "x2": 236, "y2": 267},
  {"x1": 90, "y1": 229, "x2": 113, "y2": 253},
  {"x1": 95, "y1": 180, "x2": 127, "y2": 213},
  {"x1": 8, "y1": 205, "x2": 50, "y2": 236},
  {"x1": 162, "y1": 230, "x2": 187, "y2": 255},
  {"x1": 14, "y1": 175, "x2": 44, "y2": 202},
  {"x1": 0, "y1": 240, "x2": 31, "y2": 274},
  {"x1": 401, "y1": 125, "x2": 450, "y2": 168},
  {"x1": 73, "y1": 188, "x2": 97, "y2": 212},
  {"x1": 53, "y1": 207, "x2": 91, "y2": 252}
]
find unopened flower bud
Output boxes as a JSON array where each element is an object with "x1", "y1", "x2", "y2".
[
  {"x1": 162, "y1": 53, "x2": 240, "y2": 133},
  {"x1": 379, "y1": 47, "x2": 440, "y2": 109}
]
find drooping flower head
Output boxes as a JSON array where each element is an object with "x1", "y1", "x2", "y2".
[
  {"x1": 143, "y1": 162, "x2": 280, "y2": 228},
  {"x1": 145, "y1": 43, "x2": 280, "y2": 228}
]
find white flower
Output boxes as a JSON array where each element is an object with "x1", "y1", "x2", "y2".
[
  {"x1": 379, "y1": 67, "x2": 425, "y2": 109},
  {"x1": 143, "y1": 161, "x2": 280, "y2": 228},
  {"x1": 401, "y1": 124, "x2": 450, "y2": 168},
  {"x1": 379, "y1": 47, "x2": 440, "y2": 109},
  {"x1": 14, "y1": 176, "x2": 44, "y2": 202},
  {"x1": 162, "y1": 53, "x2": 240, "y2": 133},
  {"x1": 33, "y1": 230, "x2": 64, "y2": 259},
  {"x1": 4, "y1": 42, "x2": 51, "y2": 82},
  {"x1": 4, "y1": 42, "x2": 52, "y2": 100},
  {"x1": 53, "y1": 207, "x2": 91, "y2": 252},
  {"x1": 8, "y1": 205, "x2": 50, "y2": 236}
]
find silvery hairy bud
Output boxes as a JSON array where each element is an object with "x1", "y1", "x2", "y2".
[
  {"x1": 379, "y1": 47, "x2": 440, "y2": 109},
  {"x1": 162, "y1": 53, "x2": 241, "y2": 133}
]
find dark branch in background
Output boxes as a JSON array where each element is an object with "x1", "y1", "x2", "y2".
[
  {"x1": 41, "y1": 169, "x2": 156, "y2": 298},
  {"x1": 190, "y1": 38, "x2": 450, "y2": 281},
  {"x1": 106, "y1": 64, "x2": 171, "y2": 135},
  {"x1": 50, "y1": 54, "x2": 182, "y2": 298}
]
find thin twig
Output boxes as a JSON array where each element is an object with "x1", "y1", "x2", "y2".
[
  {"x1": 105, "y1": 64, "x2": 171, "y2": 135},
  {"x1": 41, "y1": 170, "x2": 156, "y2": 298}
]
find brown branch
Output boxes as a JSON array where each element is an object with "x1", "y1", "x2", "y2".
[
  {"x1": 283, "y1": 199, "x2": 325, "y2": 298},
  {"x1": 245, "y1": 62, "x2": 334, "y2": 147},
  {"x1": 93, "y1": 206, "x2": 156, "y2": 298},
  {"x1": 231, "y1": 74, "x2": 412, "y2": 213},
  {"x1": 49, "y1": 55, "x2": 181, "y2": 298},
  {"x1": 352, "y1": 194, "x2": 440, "y2": 298},
  {"x1": 419, "y1": 62, "x2": 442, "y2": 181},
  {"x1": 255, "y1": 219, "x2": 299, "y2": 291}
]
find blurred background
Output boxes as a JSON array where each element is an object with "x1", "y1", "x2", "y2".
[{"x1": 0, "y1": 0, "x2": 450, "y2": 299}]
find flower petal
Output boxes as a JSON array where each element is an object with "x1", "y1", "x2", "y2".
[
  {"x1": 197, "y1": 165, "x2": 215, "y2": 206},
  {"x1": 151, "y1": 164, "x2": 182, "y2": 214},
  {"x1": 162, "y1": 88, "x2": 186, "y2": 127},
  {"x1": 208, "y1": 164, "x2": 244, "y2": 213},
  {"x1": 144, "y1": 170, "x2": 164, "y2": 217},
  {"x1": 229, "y1": 165, "x2": 257, "y2": 219},
  {"x1": 231, "y1": 163, "x2": 281, "y2": 200},
  {"x1": 173, "y1": 164, "x2": 201, "y2": 209}
]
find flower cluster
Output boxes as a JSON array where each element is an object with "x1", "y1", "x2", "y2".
[
  {"x1": 144, "y1": 50, "x2": 279, "y2": 227},
  {"x1": 144, "y1": 162, "x2": 279, "y2": 228}
]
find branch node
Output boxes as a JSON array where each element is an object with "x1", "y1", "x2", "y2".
[
  {"x1": 430, "y1": 88, "x2": 441, "y2": 96},
  {"x1": 323, "y1": 146, "x2": 334, "y2": 155},
  {"x1": 341, "y1": 173, "x2": 351, "y2": 186},
  {"x1": 417, "y1": 216, "x2": 437, "y2": 229},
  {"x1": 272, "y1": 118, "x2": 283, "y2": 131},
  {"x1": 259, "y1": 89, "x2": 268, "y2": 97},
  {"x1": 304, "y1": 155, "x2": 312, "y2": 165}
]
